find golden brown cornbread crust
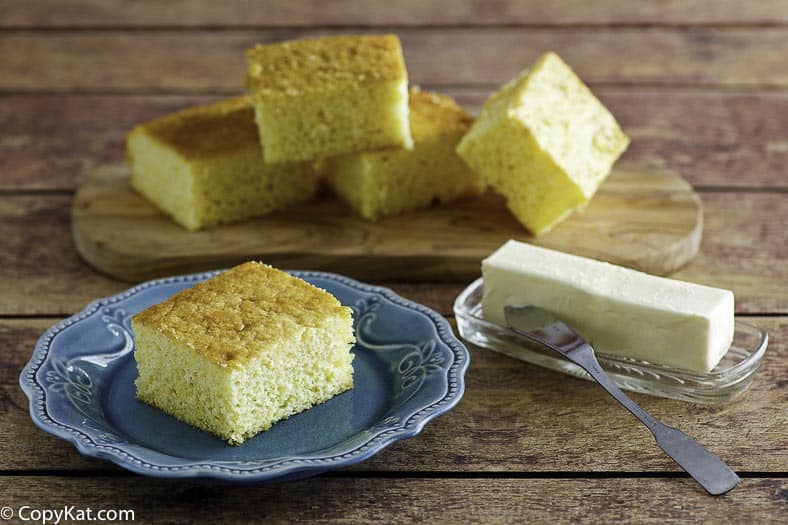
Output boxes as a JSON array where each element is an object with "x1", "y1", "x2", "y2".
[
  {"x1": 245, "y1": 34, "x2": 406, "y2": 96},
  {"x1": 409, "y1": 87, "x2": 474, "y2": 142},
  {"x1": 128, "y1": 96, "x2": 260, "y2": 160},
  {"x1": 132, "y1": 262, "x2": 351, "y2": 368}
]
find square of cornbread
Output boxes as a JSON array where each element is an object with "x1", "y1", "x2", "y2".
[
  {"x1": 456, "y1": 52, "x2": 630, "y2": 235},
  {"x1": 324, "y1": 88, "x2": 485, "y2": 220},
  {"x1": 126, "y1": 96, "x2": 320, "y2": 231},
  {"x1": 245, "y1": 34, "x2": 413, "y2": 163},
  {"x1": 132, "y1": 262, "x2": 355, "y2": 445}
]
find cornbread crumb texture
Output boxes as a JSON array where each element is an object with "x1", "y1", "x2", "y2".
[
  {"x1": 326, "y1": 88, "x2": 485, "y2": 220},
  {"x1": 245, "y1": 34, "x2": 412, "y2": 163},
  {"x1": 133, "y1": 262, "x2": 355, "y2": 444},
  {"x1": 130, "y1": 96, "x2": 259, "y2": 160},
  {"x1": 457, "y1": 51, "x2": 630, "y2": 235},
  {"x1": 408, "y1": 87, "x2": 475, "y2": 142},
  {"x1": 133, "y1": 262, "x2": 350, "y2": 368},
  {"x1": 245, "y1": 34, "x2": 406, "y2": 95},
  {"x1": 126, "y1": 97, "x2": 320, "y2": 231}
]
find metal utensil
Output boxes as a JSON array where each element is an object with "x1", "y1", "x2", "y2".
[{"x1": 504, "y1": 304, "x2": 740, "y2": 496}]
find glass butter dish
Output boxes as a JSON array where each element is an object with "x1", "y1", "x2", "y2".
[{"x1": 454, "y1": 278, "x2": 768, "y2": 403}]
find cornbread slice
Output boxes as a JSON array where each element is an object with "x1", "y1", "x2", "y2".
[
  {"x1": 126, "y1": 96, "x2": 320, "y2": 231},
  {"x1": 245, "y1": 34, "x2": 413, "y2": 163},
  {"x1": 324, "y1": 89, "x2": 485, "y2": 220},
  {"x1": 132, "y1": 262, "x2": 355, "y2": 445},
  {"x1": 456, "y1": 52, "x2": 630, "y2": 235}
]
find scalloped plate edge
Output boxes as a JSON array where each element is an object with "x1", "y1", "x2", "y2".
[{"x1": 20, "y1": 269, "x2": 470, "y2": 481}]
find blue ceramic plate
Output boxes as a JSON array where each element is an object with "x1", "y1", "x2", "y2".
[{"x1": 20, "y1": 270, "x2": 468, "y2": 482}]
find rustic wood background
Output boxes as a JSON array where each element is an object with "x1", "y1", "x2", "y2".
[{"x1": 1, "y1": 1, "x2": 786, "y2": 522}]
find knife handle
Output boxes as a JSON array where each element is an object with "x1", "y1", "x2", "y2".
[
  {"x1": 566, "y1": 344, "x2": 658, "y2": 429},
  {"x1": 566, "y1": 344, "x2": 740, "y2": 496}
]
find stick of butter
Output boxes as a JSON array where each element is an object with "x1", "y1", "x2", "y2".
[{"x1": 482, "y1": 240, "x2": 734, "y2": 372}]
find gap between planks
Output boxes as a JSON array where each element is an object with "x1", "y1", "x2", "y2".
[
  {"x1": 0, "y1": 469, "x2": 785, "y2": 479},
  {"x1": 4, "y1": 84, "x2": 788, "y2": 95},
  {"x1": 5, "y1": 22, "x2": 788, "y2": 31},
  {"x1": 1, "y1": 313, "x2": 785, "y2": 321},
  {"x1": 4, "y1": 28, "x2": 788, "y2": 90},
  {"x1": 4, "y1": 0, "x2": 788, "y2": 28},
  {"x1": 6, "y1": 83, "x2": 788, "y2": 96},
  {"x1": 2, "y1": 187, "x2": 787, "y2": 197},
  {"x1": 3, "y1": 0, "x2": 788, "y2": 32}
]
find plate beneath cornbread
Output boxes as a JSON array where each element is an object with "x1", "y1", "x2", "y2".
[
  {"x1": 72, "y1": 164, "x2": 702, "y2": 282},
  {"x1": 20, "y1": 271, "x2": 468, "y2": 482}
]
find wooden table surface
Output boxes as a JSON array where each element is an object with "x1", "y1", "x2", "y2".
[{"x1": 2, "y1": 1, "x2": 787, "y2": 523}]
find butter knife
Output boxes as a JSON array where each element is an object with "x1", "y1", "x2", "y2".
[{"x1": 505, "y1": 304, "x2": 740, "y2": 496}]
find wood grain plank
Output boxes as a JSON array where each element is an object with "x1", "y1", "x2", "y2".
[
  {"x1": 397, "y1": 189, "x2": 788, "y2": 314},
  {"x1": 3, "y1": 28, "x2": 788, "y2": 91},
  {"x1": 2, "y1": 317, "x2": 786, "y2": 472},
  {"x1": 0, "y1": 477, "x2": 784, "y2": 524},
  {"x1": 71, "y1": 166, "x2": 703, "y2": 281},
  {"x1": 0, "y1": 94, "x2": 214, "y2": 191},
  {"x1": 0, "y1": 196, "x2": 127, "y2": 316},
  {"x1": 1, "y1": 191, "x2": 784, "y2": 316},
  {"x1": 3, "y1": 89, "x2": 788, "y2": 191},
  {"x1": 4, "y1": 0, "x2": 788, "y2": 27}
]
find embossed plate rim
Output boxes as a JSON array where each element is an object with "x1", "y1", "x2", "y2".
[{"x1": 19, "y1": 270, "x2": 469, "y2": 481}]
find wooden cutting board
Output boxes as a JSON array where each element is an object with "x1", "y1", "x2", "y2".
[{"x1": 72, "y1": 165, "x2": 702, "y2": 282}]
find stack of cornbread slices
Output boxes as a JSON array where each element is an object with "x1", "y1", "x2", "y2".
[
  {"x1": 128, "y1": 34, "x2": 483, "y2": 231},
  {"x1": 127, "y1": 35, "x2": 629, "y2": 235}
]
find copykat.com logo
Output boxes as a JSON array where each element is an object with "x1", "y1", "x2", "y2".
[{"x1": 1, "y1": 505, "x2": 135, "y2": 524}]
